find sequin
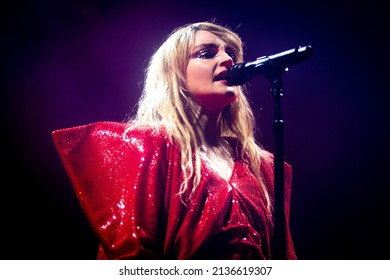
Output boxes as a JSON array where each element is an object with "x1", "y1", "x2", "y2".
[{"x1": 52, "y1": 121, "x2": 297, "y2": 260}]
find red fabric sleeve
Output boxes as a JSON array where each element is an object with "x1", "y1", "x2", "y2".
[{"x1": 52, "y1": 121, "x2": 168, "y2": 259}]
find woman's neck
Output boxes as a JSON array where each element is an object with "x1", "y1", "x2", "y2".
[
  {"x1": 194, "y1": 110, "x2": 224, "y2": 147},
  {"x1": 195, "y1": 110, "x2": 235, "y2": 182}
]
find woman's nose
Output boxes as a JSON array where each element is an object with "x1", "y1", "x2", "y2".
[{"x1": 219, "y1": 51, "x2": 234, "y2": 67}]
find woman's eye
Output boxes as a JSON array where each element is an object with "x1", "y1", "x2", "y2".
[
  {"x1": 195, "y1": 49, "x2": 216, "y2": 59},
  {"x1": 192, "y1": 48, "x2": 236, "y2": 62}
]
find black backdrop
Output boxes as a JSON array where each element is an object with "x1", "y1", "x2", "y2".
[{"x1": 2, "y1": 0, "x2": 389, "y2": 260}]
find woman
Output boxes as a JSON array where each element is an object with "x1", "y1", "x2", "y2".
[{"x1": 52, "y1": 21, "x2": 297, "y2": 259}]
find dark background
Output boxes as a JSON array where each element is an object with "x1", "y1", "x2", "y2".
[{"x1": 2, "y1": 0, "x2": 389, "y2": 260}]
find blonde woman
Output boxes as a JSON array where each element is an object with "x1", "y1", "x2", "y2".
[{"x1": 52, "y1": 21, "x2": 297, "y2": 259}]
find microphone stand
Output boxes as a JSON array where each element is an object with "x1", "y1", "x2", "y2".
[
  {"x1": 225, "y1": 45, "x2": 313, "y2": 259},
  {"x1": 268, "y1": 71, "x2": 287, "y2": 260}
]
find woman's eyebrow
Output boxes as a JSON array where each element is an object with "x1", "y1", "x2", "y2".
[{"x1": 193, "y1": 43, "x2": 220, "y2": 50}]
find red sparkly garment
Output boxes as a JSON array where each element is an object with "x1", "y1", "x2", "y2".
[{"x1": 52, "y1": 121, "x2": 297, "y2": 259}]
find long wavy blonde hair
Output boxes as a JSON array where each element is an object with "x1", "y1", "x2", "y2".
[{"x1": 125, "y1": 21, "x2": 272, "y2": 215}]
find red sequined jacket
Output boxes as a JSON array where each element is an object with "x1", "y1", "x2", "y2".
[{"x1": 52, "y1": 121, "x2": 297, "y2": 259}]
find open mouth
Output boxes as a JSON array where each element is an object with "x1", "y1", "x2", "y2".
[{"x1": 214, "y1": 71, "x2": 227, "y2": 81}]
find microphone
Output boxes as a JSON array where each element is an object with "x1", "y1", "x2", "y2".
[{"x1": 226, "y1": 45, "x2": 314, "y2": 85}]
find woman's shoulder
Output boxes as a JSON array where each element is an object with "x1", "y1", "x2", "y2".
[
  {"x1": 51, "y1": 121, "x2": 128, "y2": 144},
  {"x1": 52, "y1": 121, "x2": 167, "y2": 137},
  {"x1": 52, "y1": 121, "x2": 169, "y2": 141},
  {"x1": 52, "y1": 121, "x2": 171, "y2": 155}
]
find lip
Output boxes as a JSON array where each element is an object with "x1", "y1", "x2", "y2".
[{"x1": 214, "y1": 70, "x2": 227, "y2": 81}]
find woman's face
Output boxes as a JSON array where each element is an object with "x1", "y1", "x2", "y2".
[{"x1": 186, "y1": 30, "x2": 238, "y2": 111}]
